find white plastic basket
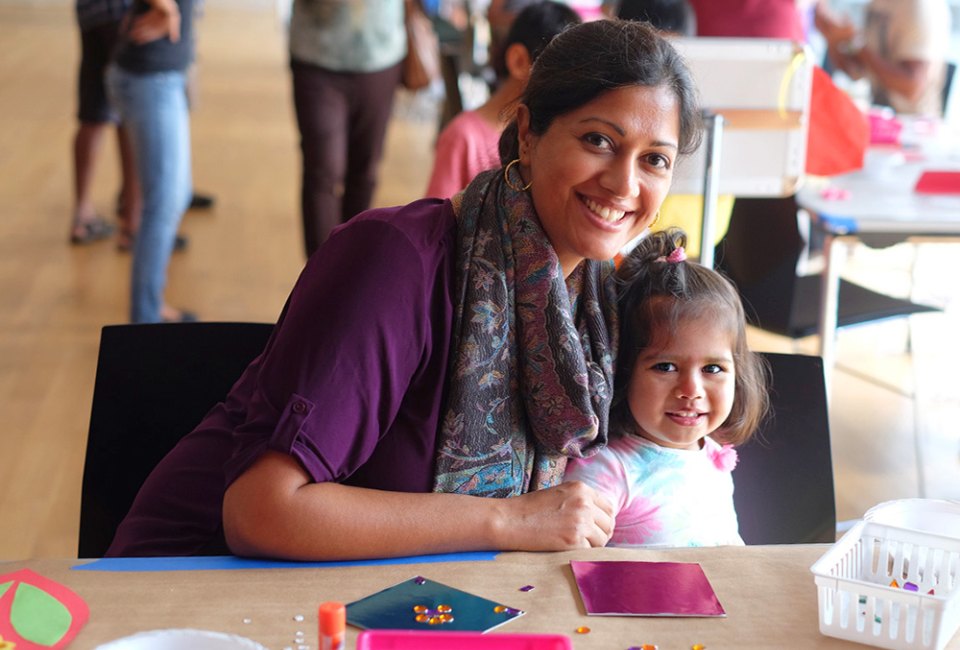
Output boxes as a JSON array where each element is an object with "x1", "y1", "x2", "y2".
[{"x1": 811, "y1": 520, "x2": 960, "y2": 650}]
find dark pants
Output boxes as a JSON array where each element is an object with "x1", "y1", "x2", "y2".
[{"x1": 291, "y1": 59, "x2": 403, "y2": 257}]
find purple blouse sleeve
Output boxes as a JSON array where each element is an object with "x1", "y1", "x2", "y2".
[{"x1": 224, "y1": 212, "x2": 437, "y2": 485}]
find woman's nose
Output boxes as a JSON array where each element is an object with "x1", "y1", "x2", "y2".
[{"x1": 601, "y1": 157, "x2": 640, "y2": 199}]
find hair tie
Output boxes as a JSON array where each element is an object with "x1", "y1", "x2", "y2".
[{"x1": 655, "y1": 247, "x2": 686, "y2": 264}]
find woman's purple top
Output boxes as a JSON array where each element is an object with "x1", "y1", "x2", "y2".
[{"x1": 107, "y1": 198, "x2": 458, "y2": 556}]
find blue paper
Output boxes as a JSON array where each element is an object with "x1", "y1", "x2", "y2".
[{"x1": 72, "y1": 552, "x2": 498, "y2": 572}]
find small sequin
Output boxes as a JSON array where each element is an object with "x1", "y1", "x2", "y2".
[
  {"x1": 928, "y1": 588, "x2": 936, "y2": 595},
  {"x1": 641, "y1": 645, "x2": 658, "y2": 650},
  {"x1": 519, "y1": 585, "x2": 535, "y2": 592},
  {"x1": 859, "y1": 595, "x2": 868, "y2": 604},
  {"x1": 904, "y1": 582, "x2": 919, "y2": 592},
  {"x1": 692, "y1": 645, "x2": 706, "y2": 650},
  {"x1": 413, "y1": 605, "x2": 428, "y2": 613},
  {"x1": 437, "y1": 604, "x2": 452, "y2": 613},
  {"x1": 440, "y1": 614, "x2": 454, "y2": 622},
  {"x1": 415, "y1": 614, "x2": 429, "y2": 623},
  {"x1": 242, "y1": 618, "x2": 252, "y2": 624},
  {"x1": 428, "y1": 616, "x2": 443, "y2": 625},
  {"x1": 575, "y1": 626, "x2": 591, "y2": 634},
  {"x1": 494, "y1": 605, "x2": 507, "y2": 613},
  {"x1": 889, "y1": 579, "x2": 900, "y2": 588},
  {"x1": 504, "y1": 607, "x2": 521, "y2": 615},
  {"x1": 293, "y1": 614, "x2": 305, "y2": 622},
  {"x1": 413, "y1": 576, "x2": 427, "y2": 585}
]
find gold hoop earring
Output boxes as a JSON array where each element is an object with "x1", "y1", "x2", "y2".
[
  {"x1": 504, "y1": 159, "x2": 532, "y2": 192},
  {"x1": 648, "y1": 210, "x2": 661, "y2": 229}
]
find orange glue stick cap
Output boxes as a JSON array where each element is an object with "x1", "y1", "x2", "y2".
[{"x1": 319, "y1": 601, "x2": 346, "y2": 648}]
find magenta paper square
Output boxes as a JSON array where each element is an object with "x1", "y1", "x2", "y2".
[{"x1": 570, "y1": 560, "x2": 725, "y2": 617}]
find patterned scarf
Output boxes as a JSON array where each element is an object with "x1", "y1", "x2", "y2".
[{"x1": 432, "y1": 167, "x2": 618, "y2": 497}]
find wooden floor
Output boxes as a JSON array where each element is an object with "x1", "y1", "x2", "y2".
[{"x1": 1, "y1": 3, "x2": 957, "y2": 561}]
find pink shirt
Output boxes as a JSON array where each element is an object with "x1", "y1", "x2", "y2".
[{"x1": 425, "y1": 110, "x2": 502, "y2": 199}]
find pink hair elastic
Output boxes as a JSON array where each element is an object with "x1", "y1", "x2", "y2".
[{"x1": 656, "y1": 247, "x2": 687, "y2": 264}]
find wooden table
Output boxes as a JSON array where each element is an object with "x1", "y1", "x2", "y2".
[{"x1": 4, "y1": 545, "x2": 924, "y2": 650}]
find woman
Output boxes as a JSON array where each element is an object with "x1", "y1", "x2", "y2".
[
  {"x1": 107, "y1": 19, "x2": 702, "y2": 560},
  {"x1": 106, "y1": 0, "x2": 195, "y2": 323}
]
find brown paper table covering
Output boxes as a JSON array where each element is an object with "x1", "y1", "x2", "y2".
[{"x1": 6, "y1": 545, "x2": 957, "y2": 649}]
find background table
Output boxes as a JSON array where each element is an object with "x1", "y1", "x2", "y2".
[
  {"x1": 2, "y1": 545, "x2": 925, "y2": 649},
  {"x1": 795, "y1": 150, "x2": 960, "y2": 373}
]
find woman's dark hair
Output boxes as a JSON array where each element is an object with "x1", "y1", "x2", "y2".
[
  {"x1": 491, "y1": 0, "x2": 582, "y2": 82},
  {"x1": 611, "y1": 228, "x2": 769, "y2": 446},
  {"x1": 498, "y1": 18, "x2": 702, "y2": 163},
  {"x1": 617, "y1": 0, "x2": 696, "y2": 37}
]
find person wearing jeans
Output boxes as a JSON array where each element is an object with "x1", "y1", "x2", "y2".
[{"x1": 106, "y1": 0, "x2": 195, "y2": 322}]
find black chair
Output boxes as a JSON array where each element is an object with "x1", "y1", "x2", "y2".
[
  {"x1": 78, "y1": 322, "x2": 274, "y2": 558},
  {"x1": 79, "y1": 325, "x2": 834, "y2": 553},
  {"x1": 733, "y1": 351, "x2": 836, "y2": 545},
  {"x1": 714, "y1": 196, "x2": 938, "y2": 339}
]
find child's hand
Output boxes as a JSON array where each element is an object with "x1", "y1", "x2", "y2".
[
  {"x1": 492, "y1": 481, "x2": 615, "y2": 551},
  {"x1": 128, "y1": 0, "x2": 181, "y2": 44}
]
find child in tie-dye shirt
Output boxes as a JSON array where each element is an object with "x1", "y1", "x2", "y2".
[{"x1": 566, "y1": 229, "x2": 769, "y2": 547}]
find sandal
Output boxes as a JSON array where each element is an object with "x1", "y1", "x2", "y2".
[{"x1": 70, "y1": 216, "x2": 115, "y2": 245}]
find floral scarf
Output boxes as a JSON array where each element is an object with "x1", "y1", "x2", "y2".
[{"x1": 432, "y1": 167, "x2": 618, "y2": 497}]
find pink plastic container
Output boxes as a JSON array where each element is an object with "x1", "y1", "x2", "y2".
[
  {"x1": 867, "y1": 107, "x2": 903, "y2": 145},
  {"x1": 356, "y1": 630, "x2": 572, "y2": 649}
]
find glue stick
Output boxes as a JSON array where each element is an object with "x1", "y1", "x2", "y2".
[{"x1": 318, "y1": 601, "x2": 345, "y2": 650}]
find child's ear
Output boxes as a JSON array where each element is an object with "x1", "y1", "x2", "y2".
[{"x1": 505, "y1": 43, "x2": 534, "y2": 81}]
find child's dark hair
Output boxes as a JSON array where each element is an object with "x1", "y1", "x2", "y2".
[
  {"x1": 491, "y1": 0, "x2": 582, "y2": 82},
  {"x1": 617, "y1": 0, "x2": 696, "y2": 37},
  {"x1": 612, "y1": 228, "x2": 769, "y2": 446},
  {"x1": 499, "y1": 19, "x2": 702, "y2": 163}
]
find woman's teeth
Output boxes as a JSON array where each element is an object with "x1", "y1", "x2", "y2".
[{"x1": 584, "y1": 197, "x2": 625, "y2": 223}]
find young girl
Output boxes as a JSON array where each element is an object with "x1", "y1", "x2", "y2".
[{"x1": 565, "y1": 229, "x2": 769, "y2": 547}]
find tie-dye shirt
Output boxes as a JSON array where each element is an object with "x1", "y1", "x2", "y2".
[{"x1": 565, "y1": 433, "x2": 743, "y2": 547}]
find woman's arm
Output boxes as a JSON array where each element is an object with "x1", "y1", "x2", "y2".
[
  {"x1": 856, "y1": 49, "x2": 932, "y2": 104},
  {"x1": 223, "y1": 451, "x2": 615, "y2": 561}
]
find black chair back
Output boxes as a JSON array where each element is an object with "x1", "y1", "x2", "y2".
[
  {"x1": 733, "y1": 352, "x2": 837, "y2": 544},
  {"x1": 78, "y1": 322, "x2": 274, "y2": 558}
]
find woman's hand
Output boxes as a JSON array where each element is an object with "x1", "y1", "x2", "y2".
[
  {"x1": 491, "y1": 480, "x2": 616, "y2": 551},
  {"x1": 128, "y1": 0, "x2": 181, "y2": 44}
]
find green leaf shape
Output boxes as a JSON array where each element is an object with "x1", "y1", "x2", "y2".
[
  {"x1": 11, "y1": 582, "x2": 72, "y2": 646},
  {"x1": 0, "y1": 580, "x2": 12, "y2": 598}
]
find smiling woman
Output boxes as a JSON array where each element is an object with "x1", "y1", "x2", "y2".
[{"x1": 105, "y1": 19, "x2": 704, "y2": 562}]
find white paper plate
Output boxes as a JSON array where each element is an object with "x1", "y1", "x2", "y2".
[
  {"x1": 863, "y1": 498, "x2": 960, "y2": 539},
  {"x1": 95, "y1": 628, "x2": 268, "y2": 650}
]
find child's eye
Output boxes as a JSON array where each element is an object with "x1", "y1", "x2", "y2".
[
  {"x1": 703, "y1": 364, "x2": 724, "y2": 375},
  {"x1": 652, "y1": 362, "x2": 677, "y2": 372}
]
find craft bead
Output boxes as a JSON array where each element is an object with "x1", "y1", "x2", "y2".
[
  {"x1": 440, "y1": 614, "x2": 454, "y2": 622},
  {"x1": 889, "y1": 579, "x2": 900, "y2": 588},
  {"x1": 494, "y1": 605, "x2": 507, "y2": 613},
  {"x1": 904, "y1": 582, "x2": 919, "y2": 592},
  {"x1": 415, "y1": 614, "x2": 428, "y2": 622},
  {"x1": 428, "y1": 616, "x2": 443, "y2": 625},
  {"x1": 414, "y1": 576, "x2": 426, "y2": 585},
  {"x1": 692, "y1": 645, "x2": 706, "y2": 650},
  {"x1": 575, "y1": 626, "x2": 590, "y2": 634},
  {"x1": 437, "y1": 604, "x2": 452, "y2": 613},
  {"x1": 413, "y1": 605, "x2": 427, "y2": 613},
  {"x1": 519, "y1": 585, "x2": 535, "y2": 592}
]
